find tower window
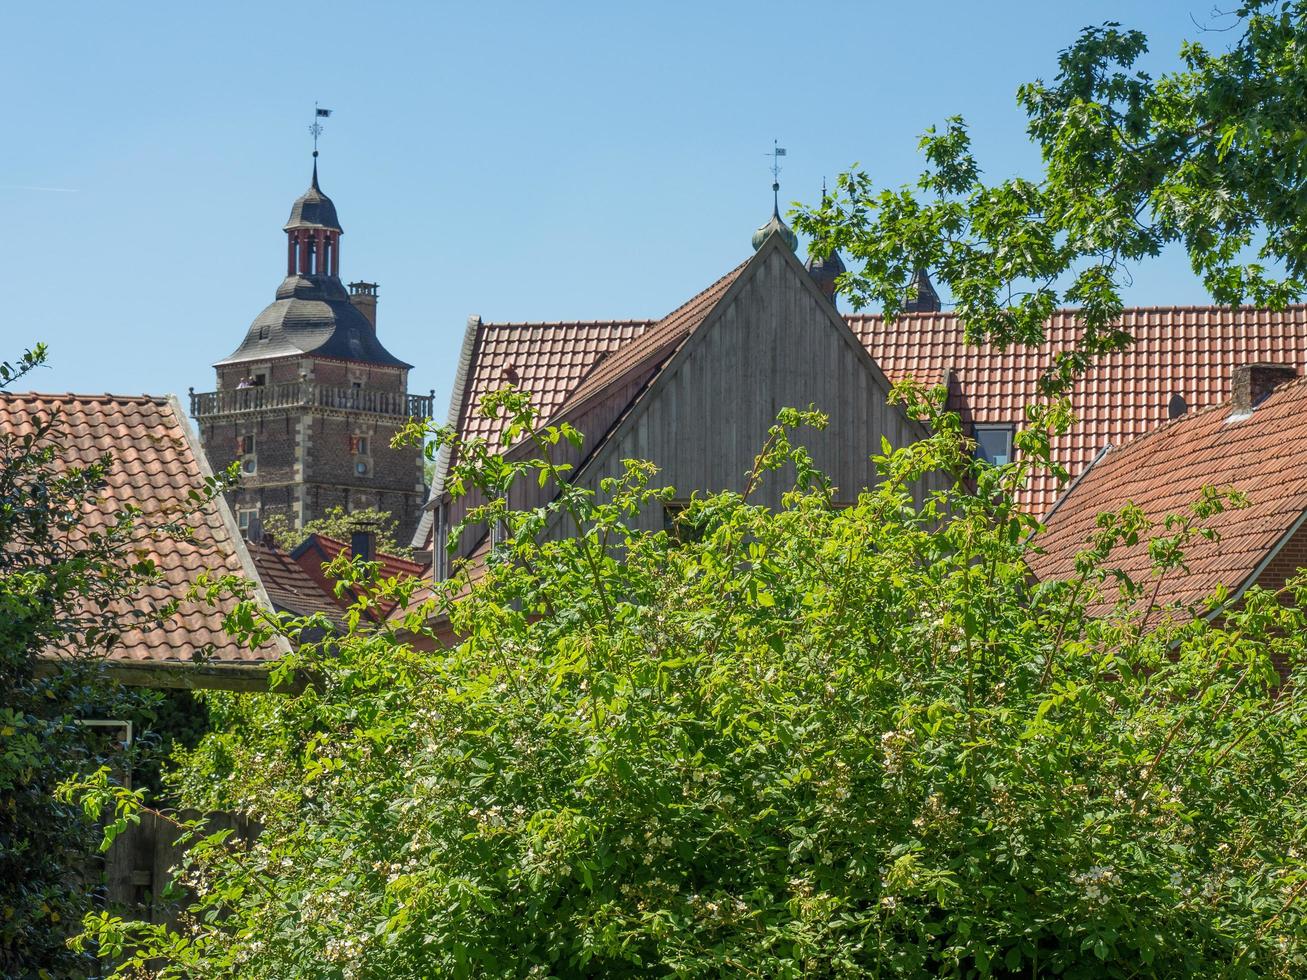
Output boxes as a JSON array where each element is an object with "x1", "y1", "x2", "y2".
[
  {"x1": 353, "y1": 436, "x2": 369, "y2": 456},
  {"x1": 239, "y1": 434, "x2": 257, "y2": 474},
  {"x1": 237, "y1": 508, "x2": 256, "y2": 532},
  {"x1": 973, "y1": 425, "x2": 1014, "y2": 466},
  {"x1": 355, "y1": 460, "x2": 369, "y2": 476}
]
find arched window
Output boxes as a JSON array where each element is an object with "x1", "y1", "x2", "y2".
[{"x1": 1168, "y1": 392, "x2": 1187, "y2": 419}]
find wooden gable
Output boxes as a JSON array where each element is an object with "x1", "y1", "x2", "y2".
[{"x1": 559, "y1": 235, "x2": 929, "y2": 532}]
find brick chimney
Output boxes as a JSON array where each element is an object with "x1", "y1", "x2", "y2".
[
  {"x1": 350, "y1": 529, "x2": 376, "y2": 562},
  {"x1": 348, "y1": 281, "x2": 378, "y2": 329},
  {"x1": 1231, "y1": 363, "x2": 1297, "y2": 414}
]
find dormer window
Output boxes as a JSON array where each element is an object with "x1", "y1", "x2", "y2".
[{"x1": 973, "y1": 425, "x2": 1014, "y2": 466}]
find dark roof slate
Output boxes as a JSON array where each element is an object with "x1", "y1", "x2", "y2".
[
  {"x1": 284, "y1": 161, "x2": 342, "y2": 232},
  {"x1": 216, "y1": 275, "x2": 412, "y2": 368}
]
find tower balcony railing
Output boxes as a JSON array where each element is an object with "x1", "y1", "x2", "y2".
[{"x1": 189, "y1": 381, "x2": 436, "y2": 421}]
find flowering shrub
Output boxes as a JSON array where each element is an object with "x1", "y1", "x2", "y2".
[{"x1": 68, "y1": 385, "x2": 1307, "y2": 977}]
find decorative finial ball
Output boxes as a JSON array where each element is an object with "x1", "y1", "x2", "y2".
[{"x1": 313, "y1": 150, "x2": 319, "y2": 158}]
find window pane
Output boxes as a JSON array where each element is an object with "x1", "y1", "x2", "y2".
[{"x1": 974, "y1": 426, "x2": 1013, "y2": 465}]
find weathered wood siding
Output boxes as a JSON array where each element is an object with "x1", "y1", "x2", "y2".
[{"x1": 562, "y1": 244, "x2": 927, "y2": 535}]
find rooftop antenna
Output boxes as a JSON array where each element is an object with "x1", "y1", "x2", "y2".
[
  {"x1": 767, "y1": 139, "x2": 787, "y2": 215},
  {"x1": 310, "y1": 103, "x2": 332, "y2": 158}
]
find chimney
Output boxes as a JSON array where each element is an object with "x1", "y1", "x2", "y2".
[
  {"x1": 1231, "y1": 363, "x2": 1297, "y2": 415},
  {"x1": 350, "y1": 529, "x2": 376, "y2": 562},
  {"x1": 348, "y1": 281, "x2": 379, "y2": 329}
]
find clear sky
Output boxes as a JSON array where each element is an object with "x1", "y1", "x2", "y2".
[{"x1": 1, "y1": 1, "x2": 1232, "y2": 417}]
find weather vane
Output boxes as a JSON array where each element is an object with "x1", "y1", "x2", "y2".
[
  {"x1": 310, "y1": 103, "x2": 332, "y2": 155},
  {"x1": 766, "y1": 140, "x2": 787, "y2": 211},
  {"x1": 768, "y1": 139, "x2": 787, "y2": 186}
]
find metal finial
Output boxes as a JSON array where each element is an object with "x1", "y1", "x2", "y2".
[
  {"x1": 766, "y1": 140, "x2": 787, "y2": 216},
  {"x1": 309, "y1": 103, "x2": 332, "y2": 155}
]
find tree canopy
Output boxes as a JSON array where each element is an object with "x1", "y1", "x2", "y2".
[{"x1": 795, "y1": 0, "x2": 1307, "y2": 391}]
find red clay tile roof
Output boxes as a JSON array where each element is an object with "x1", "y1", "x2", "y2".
[
  {"x1": 849, "y1": 306, "x2": 1307, "y2": 515},
  {"x1": 548, "y1": 262, "x2": 749, "y2": 424},
  {"x1": 1029, "y1": 374, "x2": 1307, "y2": 615},
  {"x1": 247, "y1": 539, "x2": 347, "y2": 626},
  {"x1": 289, "y1": 533, "x2": 425, "y2": 622},
  {"x1": 0, "y1": 392, "x2": 284, "y2": 671},
  {"x1": 461, "y1": 320, "x2": 655, "y2": 449}
]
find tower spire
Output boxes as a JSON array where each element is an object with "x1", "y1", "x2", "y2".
[
  {"x1": 752, "y1": 141, "x2": 797, "y2": 252},
  {"x1": 769, "y1": 139, "x2": 785, "y2": 217}
]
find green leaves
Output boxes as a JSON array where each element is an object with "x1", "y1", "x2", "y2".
[
  {"x1": 80, "y1": 393, "x2": 1307, "y2": 977},
  {"x1": 796, "y1": 3, "x2": 1307, "y2": 395}
]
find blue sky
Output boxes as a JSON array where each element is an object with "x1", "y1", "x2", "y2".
[{"x1": 1, "y1": 1, "x2": 1231, "y2": 415}]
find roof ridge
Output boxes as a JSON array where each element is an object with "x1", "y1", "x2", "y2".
[
  {"x1": 544, "y1": 259, "x2": 750, "y2": 426},
  {"x1": 478, "y1": 318, "x2": 659, "y2": 329},
  {"x1": 5, "y1": 392, "x2": 172, "y2": 404},
  {"x1": 1072, "y1": 370, "x2": 1307, "y2": 472},
  {"x1": 845, "y1": 302, "x2": 1307, "y2": 321}
]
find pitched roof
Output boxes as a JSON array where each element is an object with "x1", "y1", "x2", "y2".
[
  {"x1": 287, "y1": 533, "x2": 425, "y2": 623},
  {"x1": 547, "y1": 261, "x2": 749, "y2": 425},
  {"x1": 1029, "y1": 374, "x2": 1307, "y2": 616},
  {"x1": 410, "y1": 317, "x2": 655, "y2": 548},
  {"x1": 0, "y1": 393, "x2": 285, "y2": 679},
  {"x1": 849, "y1": 305, "x2": 1307, "y2": 515},
  {"x1": 458, "y1": 319, "x2": 656, "y2": 449},
  {"x1": 246, "y1": 539, "x2": 347, "y2": 626}
]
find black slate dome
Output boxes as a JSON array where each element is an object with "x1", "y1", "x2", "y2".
[
  {"x1": 805, "y1": 248, "x2": 846, "y2": 298},
  {"x1": 216, "y1": 275, "x2": 411, "y2": 368},
  {"x1": 215, "y1": 159, "x2": 410, "y2": 369},
  {"x1": 284, "y1": 158, "x2": 342, "y2": 232}
]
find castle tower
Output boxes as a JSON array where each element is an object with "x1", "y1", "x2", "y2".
[{"x1": 189, "y1": 154, "x2": 432, "y2": 542}]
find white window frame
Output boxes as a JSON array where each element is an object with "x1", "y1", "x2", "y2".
[{"x1": 973, "y1": 424, "x2": 1015, "y2": 466}]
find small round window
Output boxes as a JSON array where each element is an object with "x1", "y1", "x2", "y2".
[{"x1": 355, "y1": 461, "x2": 369, "y2": 476}]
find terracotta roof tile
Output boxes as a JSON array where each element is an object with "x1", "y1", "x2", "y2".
[
  {"x1": 1029, "y1": 374, "x2": 1307, "y2": 613},
  {"x1": 0, "y1": 392, "x2": 282, "y2": 668},
  {"x1": 547, "y1": 261, "x2": 749, "y2": 424},
  {"x1": 247, "y1": 539, "x2": 347, "y2": 626},
  {"x1": 460, "y1": 320, "x2": 655, "y2": 450},
  {"x1": 848, "y1": 306, "x2": 1307, "y2": 514},
  {"x1": 287, "y1": 533, "x2": 424, "y2": 622}
]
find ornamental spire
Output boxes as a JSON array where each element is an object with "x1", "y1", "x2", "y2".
[{"x1": 752, "y1": 140, "x2": 798, "y2": 252}]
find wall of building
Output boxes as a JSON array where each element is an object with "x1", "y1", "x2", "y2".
[
  {"x1": 436, "y1": 245, "x2": 930, "y2": 569},
  {"x1": 202, "y1": 353, "x2": 425, "y2": 540}
]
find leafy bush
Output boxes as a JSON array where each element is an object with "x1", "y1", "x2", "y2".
[{"x1": 71, "y1": 388, "x2": 1307, "y2": 977}]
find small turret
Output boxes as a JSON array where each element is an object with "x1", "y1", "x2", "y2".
[
  {"x1": 805, "y1": 181, "x2": 846, "y2": 305},
  {"x1": 904, "y1": 267, "x2": 942, "y2": 313}
]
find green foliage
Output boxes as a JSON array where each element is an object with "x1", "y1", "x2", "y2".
[
  {"x1": 262, "y1": 505, "x2": 414, "y2": 559},
  {"x1": 71, "y1": 388, "x2": 1307, "y2": 977},
  {"x1": 794, "y1": 1, "x2": 1307, "y2": 393},
  {"x1": 0, "y1": 345, "x2": 230, "y2": 975}
]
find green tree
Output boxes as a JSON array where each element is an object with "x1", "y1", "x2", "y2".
[
  {"x1": 69, "y1": 387, "x2": 1307, "y2": 976},
  {"x1": 0, "y1": 346, "x2": 232, "y2": 975},
  {"x1": 795, "y1": 1, "x2": 1307, "y2": 392},
  {"x1": 261, "y1": 505, "x2": 414, "y2": 559}
]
